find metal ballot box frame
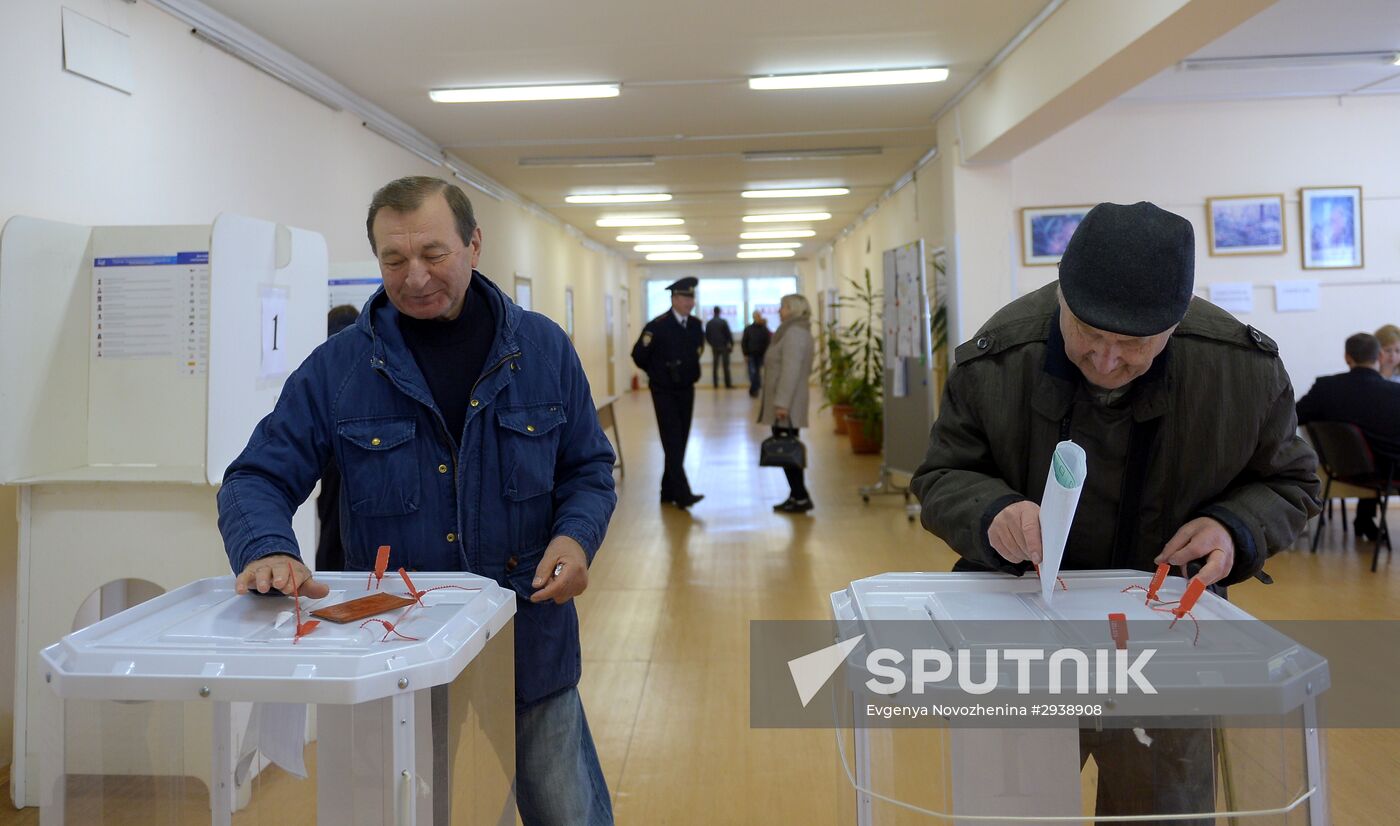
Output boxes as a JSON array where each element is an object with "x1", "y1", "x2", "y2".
[
  {"x1": 829, "y1": 570, "x2": 1331, "y2": 825},
  {"x1": 38, "y1": 571, "x2": 516, "y2": 826}
]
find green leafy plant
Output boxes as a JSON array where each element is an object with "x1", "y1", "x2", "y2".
[
  {"x1": 819, "y1": 318, "x2": 856, "y2": 407},
  {"x1": 842, "y1": 268, "x2": 884, "y2": 439}
]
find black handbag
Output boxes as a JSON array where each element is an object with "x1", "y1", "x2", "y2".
[{"x1": 760, "y1": 426, "x2": 807, "y2": 469}]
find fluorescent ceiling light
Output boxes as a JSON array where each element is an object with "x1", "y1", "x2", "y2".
[
  {"x1": 1180, "y1": 51, "x2": 1400, "y2": 71},
  {"x1": 635, "y1": 244, "x2": 699, "y2": 253},
  {"x1": 430, "y1": 83, "x2": 620, "y2": 103},
  {"x1": 737, "y1": 250, "x2": 796, "y2": 259},
  {"x1": 520, "y1": 154, "x2": 654, "y2": 167},
  {"x1": 616, "y1": 233, "x2": 690, "y2": 243},
  {"x1": 566, "y1": 193, "x2": 671, "y2": 204},
  {"x1": 749, "y1": 67, "x2": 947, "y2": 91},
  {"x1": 646, "y1": 252, "x2": 704, "y2": 261},
  {"x1": 741, "y1": 230, "x2": 816, "y2": 240},
  {"x1": 742, "y1": 212, "x2": 831, "y2": 223},
  {"x1": 742, "y1": 188, "x2": 849, "y2": 199},
  {"x1": 740, "y1": 242, "x2": 802, "y2": 250},
  {"x1": 744, "y1": 147, "x2": 882, "y2": 162},
  {"x1": 596, "y1": 217, "x2": 685, "y2": 227}
]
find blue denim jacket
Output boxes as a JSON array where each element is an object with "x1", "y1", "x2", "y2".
[{"x1": 217, "y1": 272, "x2": 617, "y2": 706}]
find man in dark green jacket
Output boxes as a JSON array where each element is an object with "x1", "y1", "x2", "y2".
[
  {"x1": 910, "y1": 202, "x2": 1321, "y2": 822},
  {"x1": 912, "y1": 202, "x2": 1318, "y2": 589}
]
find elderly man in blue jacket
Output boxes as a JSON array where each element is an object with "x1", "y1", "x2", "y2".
[{"x1": 217, "y1": 176, "x2": 617, "y2": 826}]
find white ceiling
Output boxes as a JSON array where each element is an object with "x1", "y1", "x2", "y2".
[
  {"x1": 1122, "y1": 0, "x2": 1400, "y2": 103},
  {"x1": 196, "y1": 0, "x2": 1048, "y2": 261},
  {"x1": 195, "y1": 0, "x2": 1400, "y2": 261}
]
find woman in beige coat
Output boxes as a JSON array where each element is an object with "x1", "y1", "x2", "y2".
[{"x1": 757, "y1": 293, "x2": 816, "y2": 512}]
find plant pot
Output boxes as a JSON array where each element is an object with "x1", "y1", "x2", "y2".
[
  {"x1": 831, "y1": 404, "x2": 854, "y2": 434},
  {"x1": 846, "y1": 416, "x2": 882, "y2": 454}
]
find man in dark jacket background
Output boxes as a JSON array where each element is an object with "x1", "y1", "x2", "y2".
[
  {"x1": 741, "y1": 310, "x2": 771, "y2": 398},
  {"x1": 705, "y1": 305, "x2": 734, "y2": 388},
  {"x1": 218, "y1": 176, "x2": 618, "y2": 826},
  {"x1": 1296, "y1": 331, "x2": 1400, "y2": 539},
  {"x1": 911, "y1": 201, "x2": 1320, "y2": 821}
]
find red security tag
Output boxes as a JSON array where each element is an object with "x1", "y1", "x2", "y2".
[
  {"x1": 367, "y1": 545, "x2": 391, "y2": 590},
  {"x1": 1108, "y1": 613, "x2": 1128, "y2": 650},
  {"x1": 1171, "y1": 578, "x2": 1207, "y2": 627},
  {"x1": 1146, "y1": 563, "x2": 1169, "y2": 602},
  {"x1": 399, "y1": 567, "x2": 423, "y2": 603},
  {"x1": 290, "y1": 562, "x2": 319, "y2": 643}
]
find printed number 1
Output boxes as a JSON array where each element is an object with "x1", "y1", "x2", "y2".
[{"x1": 272, "y1": 314, "x2": 280, "y2": 350}]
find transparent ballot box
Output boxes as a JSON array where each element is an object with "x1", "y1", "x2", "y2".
[
  {"x1": 39, "y1": 571, "x2": 516, "y2": 825},
  {"x1": 829, "y1": 570, "x2": 1331, "y2": 825}
]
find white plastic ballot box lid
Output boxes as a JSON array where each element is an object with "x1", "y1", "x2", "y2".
[
  {"x1": 40, "y1": 572, "x2": 515, "y2": 705},
  {"x1": 830, "y1": 570, "x2": 1329, "y2": 716}
]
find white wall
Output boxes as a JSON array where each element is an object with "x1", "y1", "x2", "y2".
[
  {"x1": 0, "y1": 0, "x2": 629, "y2": 768},
  {"x1": 1008, "y1": 94, "x2": 1400, "y2": 397}
]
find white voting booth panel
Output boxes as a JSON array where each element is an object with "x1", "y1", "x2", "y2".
[
  {"x1": 0, "y1": 214, "x2": 328, "y2": 807},
  {"x1": 830, "y1": 571, "x2": 1330, "y2": 825},
  {"x1": 39, "y1": 572, "x2": 516, "y2": 825}
]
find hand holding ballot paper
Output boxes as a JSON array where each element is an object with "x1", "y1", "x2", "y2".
[{"x1": 986, "y1": 441, "x2": 1085, "y2": 603}]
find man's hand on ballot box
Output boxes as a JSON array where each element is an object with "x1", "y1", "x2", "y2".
[
  {"x1": 990, "y1": 503, "x2": 1234, "y2": 588},
  {"x1": 988, "y1": 501, "x2": 1044, "y2": 566},
  {"x1": 1155, "y1": 516, "x2": 1234, "y2": 588},
  {"x1": 237, "y1": 553, "x2": 330, "y2": 599}
]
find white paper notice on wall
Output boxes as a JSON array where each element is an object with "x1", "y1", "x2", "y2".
[
  {"x1": 1274, "y1": 280, "x2": 1320, "y2": 313},
  {"x1": 260, "y1": 286, "x2": 291, "y2": 380},
  {"x1": 1208, "y1": 282, "x2": 1254, "y2": 315}
]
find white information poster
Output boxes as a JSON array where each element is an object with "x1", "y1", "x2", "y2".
[
  {"x1": 260, "y1": 285, "x2": 291, "y2": 380},
  {"x1": 894, "y1": 242, "x2": 922, "y2": 359},
  {"x1": 92, "y1": 252, "x2": 210, "y2": 375},
  {"x1": 1208, "y1": 282, "x2": 1254, "y2": 315},
  {"x1": 1275, "y1": 280, "x2": 1320, "y2": 313}
]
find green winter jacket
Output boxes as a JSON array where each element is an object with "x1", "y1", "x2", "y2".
[{"x1": 910, "y1": 282, "x2": 1320, "y2": 587}]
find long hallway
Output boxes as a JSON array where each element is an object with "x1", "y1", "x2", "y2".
[{"x1": 578, "y1": 388, "x2": 1400, "y2": 824}]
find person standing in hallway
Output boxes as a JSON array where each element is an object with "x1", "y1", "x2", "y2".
[
  {"x1": 758, "y1": 294, "x2": 816, "y2": 513},
  {"x1": 705, "y1": 305, "x2": 735, "y2": 388},
  {"x1": 632, "y1": 277, "x2": 706, "y2": 508},
  {"x1": 742, "y1": 310, "x2": 772, "y2": 398}
]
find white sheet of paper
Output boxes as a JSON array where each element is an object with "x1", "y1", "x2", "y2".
[
  {"x1": 1208, "y1": 282, "x2": 1254, "y2": 315},
  {"x1": 1274, "y1": 280, "x2": 1319, "y2": 312},
  {"x1": 235, "y1": 702, "x2": 309, "y2": 783},
  {"x1": 1039, "y1": 441, "x2": 1086, "y2": 605}
]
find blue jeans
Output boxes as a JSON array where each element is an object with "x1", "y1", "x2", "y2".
[
  {"x1": 747, "y1": 356, "x2": 763, "y2": 395},
  {"x1": 517, "y1": 687, "x2": 614, "y2": 826}
]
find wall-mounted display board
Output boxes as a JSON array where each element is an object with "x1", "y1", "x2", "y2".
[{"x1": 0, "y1": 214, "x2": 327, "y2": 806}]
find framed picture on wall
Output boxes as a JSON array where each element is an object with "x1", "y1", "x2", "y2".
[
  {"x1": 514, "y1": 274, "x2": 533, "y2": 311},
  {"x1": 1206, "y1": 194, "x2": 1285, "y2": 256},
  {"x1": 1300, "y1": 186, "x2": 1363, "y2": 269},
  {"x1": 564, "y1": 286, "x2": 575, "y2": 340},
  {"x1": 1020, "y1": 205, "x2": 1093, "y2": 266}
]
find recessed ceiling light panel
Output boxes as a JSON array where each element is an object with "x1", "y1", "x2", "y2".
[
  {"x1": 596, "y1": 217, "x2": 685, "y2": 227},
  {"x1": 742, "y1": 212, "x2": 831, "y2": 223},
  {"x1": 430, "y1": 83, "x2": 620, "y2": 103},
  {"x1": 740, "y1": 230, "x2": 817, "y2": 240},
  {"x1": 749, "y1": 68, "x2": 947, "y2": 91},
  {"x1": 565, "y1": 193, "x2": 672, "y2": 204}
]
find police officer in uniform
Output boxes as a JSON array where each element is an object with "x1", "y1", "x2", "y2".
[{"x1": 632, "y1": 277, "x2": 706, "y2": 508}]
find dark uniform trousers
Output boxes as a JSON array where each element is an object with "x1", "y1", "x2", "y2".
[
  {"x1": 651, "y1": 386, "x2": 696, "y2": 500},
  {"x1": 632, "y1": 310, "x2": 705, "y2": 502}
]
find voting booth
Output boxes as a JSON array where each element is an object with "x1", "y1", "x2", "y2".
[
  {"x1": 38, "y1": 571, "x2": 515, "y2": 825},
  {"x1": 829, "y1": 570, "x2": 1332, "y2": 825},
  {"x1": 0, "y1": 214, "x2": 327, "y2": 806}
]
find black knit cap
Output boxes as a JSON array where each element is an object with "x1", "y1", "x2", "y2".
[{"x1": 1058, "y1": 202, "x2": 1195, "y2": 337}]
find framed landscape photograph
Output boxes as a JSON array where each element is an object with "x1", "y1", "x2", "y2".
[
  {"x1": 1300, "y1": 186, "x2": 1363, "y2": 269},
  {"x1": 1021, "y1": 205, "x2": 1093, "y2": 266},
  {"x1": 1206, "y1": 194, "x2": 1285, "y2": 256}
]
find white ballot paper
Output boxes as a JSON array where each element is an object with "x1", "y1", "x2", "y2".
[
  {"x1": 236, "y1": 702, "x2": 310, "y2": 783},
  {"x1": 1039, "y1": 440, "x2": 1086, "y2": 604}
]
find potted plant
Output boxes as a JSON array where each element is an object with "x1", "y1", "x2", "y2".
[
  {"x1": 841, "y1": 268, "x2": 883, "y2": 454},
  {"x1": 819, "y1": 318, "x2": 856, "y2": 434}
]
